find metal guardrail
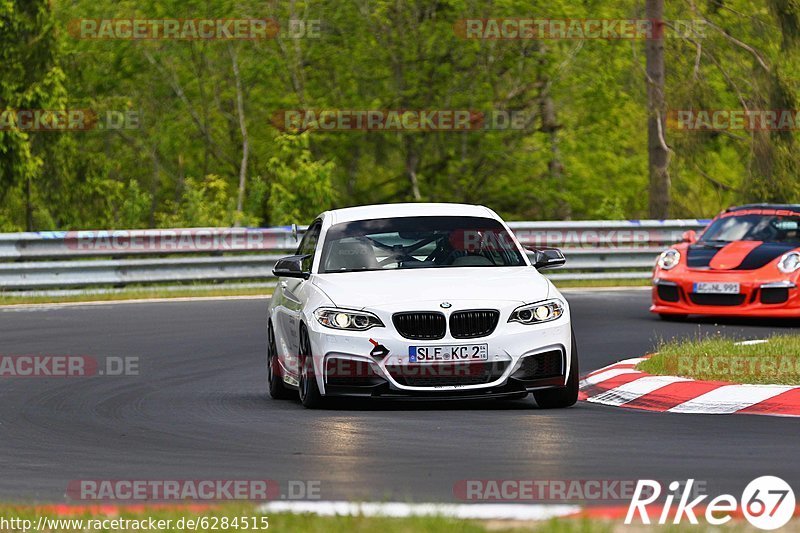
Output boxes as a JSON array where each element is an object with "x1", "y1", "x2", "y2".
[{"x1": 0, "y1": 220, "x2": 709, "y2": 290}]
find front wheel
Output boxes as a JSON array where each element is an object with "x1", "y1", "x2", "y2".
[
  {"x1": 298, "y1": 326, "x2": 325, "y2": 409},
  {"x1": 267, "y1": 321, "x2": 293, "y2": 400},
  {"x1": 533, "y1": 330, "x2": 579, "y2": 409}
]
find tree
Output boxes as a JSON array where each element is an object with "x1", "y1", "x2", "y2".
[
  {"x1": 645, "y1": 0, "x2": 671, "y2": 218},
  {"x1": 267, "y1": 133, "x2": 336, "y2": 225},
  {"x1": 0, "y1": 0, "x2": 66, "y2": 230}
]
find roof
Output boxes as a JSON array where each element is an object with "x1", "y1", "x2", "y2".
[
  {"x1": 727, "y1": 203, "x2": 800, "y2": 213},
  {"x1": 324, "y1": 203, "x2": 496, "y2": 224}
]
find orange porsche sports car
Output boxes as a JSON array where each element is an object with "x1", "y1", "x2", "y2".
[{"x1": 651, "y1": 204, "x2": 800, "y2": 319}]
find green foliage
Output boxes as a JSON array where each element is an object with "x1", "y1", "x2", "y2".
[
  {"x1": 0, "y1": 0, "x2": 66, "y2": 230},
  {"x1": 158, "y1": 175, "x2": 257, "y2": 227},
  {"x1": 0, "y1": 0, "x2": 797, "y2": 230},
  {"x1": 267, "y1": 133, "x2": 336, "y2": 226}
]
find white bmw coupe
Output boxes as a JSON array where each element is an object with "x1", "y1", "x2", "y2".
[{"x1": 266, "y1": 203, "x2": 578, "y2": 408}]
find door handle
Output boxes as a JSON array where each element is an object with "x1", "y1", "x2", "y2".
[{"x1": 280, "y1": 280, "x2": 288, "y2": 289}]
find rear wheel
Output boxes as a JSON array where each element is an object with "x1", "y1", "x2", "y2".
[
  {"x1": 533, "y1": 330, "x2": 579, "y2": 409},
  {"x1": 267, "y1": 321, "x2": 293, "y2": 400},
  {"x1": 298, "y1": 326, "x2": 325, "y2": 409}
]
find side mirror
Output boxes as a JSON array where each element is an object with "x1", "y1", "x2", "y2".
[
  {"x1": 526, "y1": 247, "x2": 566, "y2": 270},
  {"x1": 273, "y1": 254, "x2": 311, "y2": 279},
  {"x1": 682, "y1": 230, "x2": 697, "y2": 244}
]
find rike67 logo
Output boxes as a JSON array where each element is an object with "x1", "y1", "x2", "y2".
[{"x1": 626, "y1": 477, "x2": 795, "y2": 530}]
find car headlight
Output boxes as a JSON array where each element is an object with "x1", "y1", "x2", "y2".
[
  {"x1": 508, "y1": 299, "x2": 564, "y2": 324},
  {"x1": 778, "y1": 252, "x2": 800, "y2": 274},
  {"x1": 314, "y1": 308, "x2": 384, "y2": 331},
  {"x1": 657, "y1": 249, "x2": 681, "y2": 270}
]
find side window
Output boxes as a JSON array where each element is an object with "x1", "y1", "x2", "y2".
[{"x1": 296, "y1": 221, "x2": 322, "y2": 272}]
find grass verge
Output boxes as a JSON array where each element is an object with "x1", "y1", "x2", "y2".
[
  {"x1": 0, "y1": 286, "x2": 273, "y2": 306},
  {"x1": 0, "y1": 504, "x2": 787, "y2": 532},
  {"x1": 551, "y1": 278, "x2": 650, "y2": 289},
  {"x1": 0, "y1": 504, "x2": 608, "y2": 533},
  {"x1": 637, "y1": 334, "x2": 800, "y2": 385}
]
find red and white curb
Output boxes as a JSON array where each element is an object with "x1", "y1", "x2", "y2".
[{"x1": 579, "y1": 357, "x2": 800, "y2": 417}]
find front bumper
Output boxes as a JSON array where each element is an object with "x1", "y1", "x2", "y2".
[
  {"x1": 305, "y1": 308, "x2": 573, "y2": 398},
  {"x1": 651, "y1": 271, "x2": 800, "y2": 317}
]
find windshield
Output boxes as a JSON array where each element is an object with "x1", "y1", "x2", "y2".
[
  {"x1": 320, "y1": 216, "x2": 526, "y2": 273},
  {"x1": 700, "y1": 213, "x2": 800, "y2": 244}
]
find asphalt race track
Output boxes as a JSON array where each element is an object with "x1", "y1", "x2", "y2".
[{"x1": 0, "y1": 289, "x2": 798, "y2": 504}]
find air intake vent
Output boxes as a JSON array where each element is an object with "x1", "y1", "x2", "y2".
[
  {"x1": 511, "y1": 351, "x2": 564, "y2": 381},
  {"x1": 386, "y1": 361, "x2": 509, "y2": 387},
  {"x1": 761, "y1": 288, "x2": 789, "y2": 305},
  {"x1": 657, "y1": 284, "x2": 681, "y2": 303},
  {"x1": 449, "y1": 310, "x2": 500, "y2": 339},
  {"x1": 689, "y1": 293, "x2": 746, "y2": 306},
  {"x1": 392, "y1": 312, "x2": 446, "y2": 340}
]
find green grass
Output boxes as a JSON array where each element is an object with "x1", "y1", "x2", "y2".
[
  {"x1": 0, "y1": 505, "x2": 613, "y2": 533},
  {"x1": 0, "y1": 504, "x2": 787, "y2": 532},
  {"x1": 0, "y1": 286, "x2": 273, "y2": 306},
  {"x1": 638, "y1": 334, "x2": 800, "y2": 385},
  {"x1": 552, "y1": 278, "x2": 650, "y2": 289}
]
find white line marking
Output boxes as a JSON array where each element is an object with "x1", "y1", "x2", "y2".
[
  {"x1": 587, "y1": 376, "x2": 690, "y2": 406},
  {"x1": 581, "y1": 357, "x2": 647, "y2": 386},
  {"x1": 734, "y1": 339, "x2": 769, "y2": 346},
  {"x1": 615, "y1": 357, "x2": 649, "y2": 366},
  {"x1": 257, "y1": 501, "x2": 580, "y2": 521},
  {"x1": 580, "y1": 368, "x2": 641, "y2": 387},
  {"x1": 669, "y1": 384, "x2": 796, "y2": 414}
]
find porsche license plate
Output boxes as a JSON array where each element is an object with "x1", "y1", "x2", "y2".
[
  {"x1": 693, "y1": 282, "x2": 740, "y2": 294},
  {"x1": 409, "y1": 344, "x2": 488, "y2": 363}
]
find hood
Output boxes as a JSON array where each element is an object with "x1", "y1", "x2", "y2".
[
  {"x1": 687, "y1": 241, "x2": 798, "y2": 270},
  {"x1": 312, "y1": 267, "x2": 549, "y2": 308}
]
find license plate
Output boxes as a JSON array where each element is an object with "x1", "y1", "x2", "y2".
[
  {"x1": 693, "y1": 282, "x2": 740, "y2": 294},
  {"x1": 409, "y1": 344, "x2": 488, "y2": 363}
]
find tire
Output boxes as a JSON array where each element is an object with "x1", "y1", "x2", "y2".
[
  {"x1": 298, "y1": 326, "x2": 325, "y2": 409},
  {"x1": 267, "y1": 321, "x2": 293, "y2": 400},
  {"x1": 533, "y1": 329, "x2": 579, "y2": 409},
  {"x1": 659, "y1": 313, "x2": 688, "y2": 322}
]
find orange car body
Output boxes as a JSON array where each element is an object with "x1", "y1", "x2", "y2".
[{"x1": 651, "y1": 204, "x2": 800, "y2": 318}]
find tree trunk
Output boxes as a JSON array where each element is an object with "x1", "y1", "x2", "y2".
[
  {"x1": 645, "y1": 0, "x2": 670, "y2": 218},
  {"x1": 25, "y1": 174, "x2": 32, "y2": 231},
  {"x1": 404, "y1": 136, "x2": 421, "y2": 201},
  {"x1": 230, "y1": 44, "x2": 249, "y2": 225},
  {"x1": 538, "y1": 48, "x2": 571, "y2": 220}
]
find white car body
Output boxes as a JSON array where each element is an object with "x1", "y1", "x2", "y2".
[{"x1": 266, "y1": 203, "x2": 577, "y2": 408}]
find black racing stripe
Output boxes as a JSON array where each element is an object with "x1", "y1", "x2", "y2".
[
  {"x1": 735, "y1": 242, "x2": 798, "y2": 270},
  {"x1": 686, "y1": 245, "x2": 718, "y2": 268}
]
